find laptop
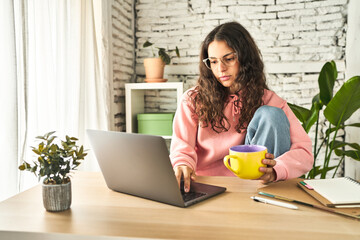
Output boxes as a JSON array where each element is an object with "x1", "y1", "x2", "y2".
[{"x1": 86, "y1": 129, "x2": 226, "y2": 207}]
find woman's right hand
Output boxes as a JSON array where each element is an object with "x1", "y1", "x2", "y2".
[{"x1": 173, "y1": 165, "x2": 196, "y2": 193}]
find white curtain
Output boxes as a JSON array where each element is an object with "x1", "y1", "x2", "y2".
[
  {"x1": 0, "y1": 0, "x2": 19, "y2": 201},
  {"x1": 1, "y1": 0, "x2": 111, "y2": 200}
]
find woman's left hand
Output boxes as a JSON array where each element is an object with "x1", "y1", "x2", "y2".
[{"x1": 258, "y1": 153, "x2": 277, "y2": 184}]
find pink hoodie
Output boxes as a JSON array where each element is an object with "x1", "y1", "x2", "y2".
[{"x1": 170, "y1": 88, "x2": 313, "y2": 181}]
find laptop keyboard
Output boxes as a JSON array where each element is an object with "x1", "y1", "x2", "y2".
[
  {"x1": 179, "y1": 180, "x2": 207, "y2": 202},
  {"x1": 181, "y1": 190, "x2": 206, "y2": 202}
]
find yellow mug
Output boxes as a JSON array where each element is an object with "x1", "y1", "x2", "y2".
[{"x1": 223, "y1": 145, "x2": 267, "y2": 179}]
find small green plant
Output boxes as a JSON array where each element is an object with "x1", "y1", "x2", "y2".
[
  {"x1": 143, "y1": 40, "x2": 180, "y2": 64},
  {"x1": 19, "y1": 131, "x2": 87, "y2": 184},
  {"x1": 288, "y1": 61, "x2": 360, "y2": 179}
]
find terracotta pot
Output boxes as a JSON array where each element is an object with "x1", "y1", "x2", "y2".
[
  {"x1": 42, "y1": 181, "x2": 71, "y2": 212},
  {"x1": 143, "y1": 58, "x2": 165, "y2": 80}
]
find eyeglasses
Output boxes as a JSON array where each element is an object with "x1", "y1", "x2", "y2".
[{"x1": 202, "y1": 52, "x2": 238, "y2": 70}]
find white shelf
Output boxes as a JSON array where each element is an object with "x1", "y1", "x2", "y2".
[
  {"x1": 161, "y1": 135, "x2": 172, "y2": 140},
  {"x1": 125, "y1": 82, "x2": 184, "y2": 136}
]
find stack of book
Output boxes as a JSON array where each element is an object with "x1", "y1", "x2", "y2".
[
  {"x1": 256, "y1": 177, "x2": 360, "y2": 220},
  {"x1": 298, "y1": 177, "x2": 360, "y2": 208}
]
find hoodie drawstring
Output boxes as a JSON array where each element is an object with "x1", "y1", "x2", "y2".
[{"x1": 230, "y1": 95, "x2": 240, "y2": 122}]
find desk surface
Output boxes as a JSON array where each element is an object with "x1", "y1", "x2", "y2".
[{"x1": 0, "y1": 172, "x2": 359, "y2": 240}]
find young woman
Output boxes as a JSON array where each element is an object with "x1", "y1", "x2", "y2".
[{"x1": 170, "y1": 22, "x2": 313, "y2": 192}]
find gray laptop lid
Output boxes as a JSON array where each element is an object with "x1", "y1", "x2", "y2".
[{"x1": 87, "y1": 129, "x2": 226, "y2": 207}]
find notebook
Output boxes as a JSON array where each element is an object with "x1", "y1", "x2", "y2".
[
  {"x1": 86, "y1": 129, "x2": 226, "y2": 208},
  {"x1": 257, "y1": 178, "x2": 360, "y2": 220},
  {"x1": 299, "y1": 177, "x2": 360, "y2": 208}
]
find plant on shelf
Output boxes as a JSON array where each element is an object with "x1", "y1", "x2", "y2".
[
  {"x1": 19, "y1": 131, "x2": 87, "y2": 211},
  {"x1": 142, "y1": 40, "x2": 180, "y2": 82},
  {"x1": 143, "y1": 40, "x2": 180, "y2": 65},
  {"x1": 288, "y1": 61, "x2": 360, "y2": 179}
]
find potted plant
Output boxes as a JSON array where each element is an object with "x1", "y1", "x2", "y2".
[
  {"x1": 142, "y1": 40, "x2": 180, "y2": 82},
  {"x1": 18, "y1": 131, "x2": 87, "y2": 212},
  {"x1": 288, "y1": 61, "x2": 360, "y2": 179}
]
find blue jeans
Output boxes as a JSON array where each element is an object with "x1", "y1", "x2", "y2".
[{"x1": 245, "y1": 106, "x2": 291, "y2": 157}]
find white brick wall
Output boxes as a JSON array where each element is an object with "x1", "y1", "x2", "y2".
[
  {"x1": 112, "y1": 0, "x2": 135, "y2": 131},
  {"x1": 134, "y1": 0, "x2": 347, "y2": 109}
]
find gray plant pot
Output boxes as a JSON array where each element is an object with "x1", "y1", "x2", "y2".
[{"x1": 42, "y1": 181, "x2": 71, "y2": 212}]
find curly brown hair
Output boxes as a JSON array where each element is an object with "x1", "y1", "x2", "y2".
[{"x1": 189, "y1": 21, "x2": 269, "y2": 133}]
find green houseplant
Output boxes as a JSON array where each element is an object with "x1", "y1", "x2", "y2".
[
  {"x1": 288, "y1": 61, "x2": 360, "y2": 179},
  {"x1": 143, "y1": 40, "x2": 180, "y2": 65},
  {"x1": 19, "y1": 131, "x2": 87, "y2": 211},
  {"x1": 142, "y1": 40, "x2": 180, "y2": 82}
]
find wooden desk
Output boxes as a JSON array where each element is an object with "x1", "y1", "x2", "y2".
[{"x1": 0, "y1": 172, "x2": 359, "y2": 240}]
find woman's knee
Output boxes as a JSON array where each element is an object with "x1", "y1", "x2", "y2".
[{"x1": 253, "y1": 105, "x2": 289, "y2": 126}]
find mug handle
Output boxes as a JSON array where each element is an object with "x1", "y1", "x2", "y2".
[{"x1": 223, "y1": 155, "x2": 241, "y2": 174}]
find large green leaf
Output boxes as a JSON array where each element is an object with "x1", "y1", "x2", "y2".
[
  {"x1": 288, "y1": 101, "x2": 320, "y2": 133},
  {"x1": 330, "y1": 140, "x2": 360, "y2": 151},
  {"x1": 288, "y1": 103, "x2": 311, "y2": 124},
  {"x1": 318, "y1": 61, "x2": 337, "y2": 105},
  {"x1": 334, "y1": 149, "x2": 360, "y2": 161},
  {"x1": 143, "y1": 41, "x2": 153, "y2": 48},
  {"x1": 311, "y1": 93, "x2": 324, "y2": 110},
  {"x1": 331, "y1": 61, "x2": 338, "y2": 82},
  {"x1": 304, "y1": 101, "x2": 321, "y2": 133},
  {"x1": 346, "y1": 123, "x2": 360, "y2": 127},
  {"x1": 324, "y1": 76, "x2": 360, "y2": 126}
]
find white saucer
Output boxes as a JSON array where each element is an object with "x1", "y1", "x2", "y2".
[{"x1": 144, "y1": 78, "x2": 168, "y2": 83}]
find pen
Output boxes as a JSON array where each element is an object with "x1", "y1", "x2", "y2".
[
  {"x1": 259, "y1": 191, "x2": 297, "y2": 202},
  {"x1": 258, "y1": 192, "x2": 360, "y2": 219},
  {"x1": 251, "y1": 196, "x2": 298, "y2": 210}
]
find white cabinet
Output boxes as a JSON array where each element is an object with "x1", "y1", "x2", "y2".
[{"x1": 125, "y1": 82, "x2": 183, "y2": 138}]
